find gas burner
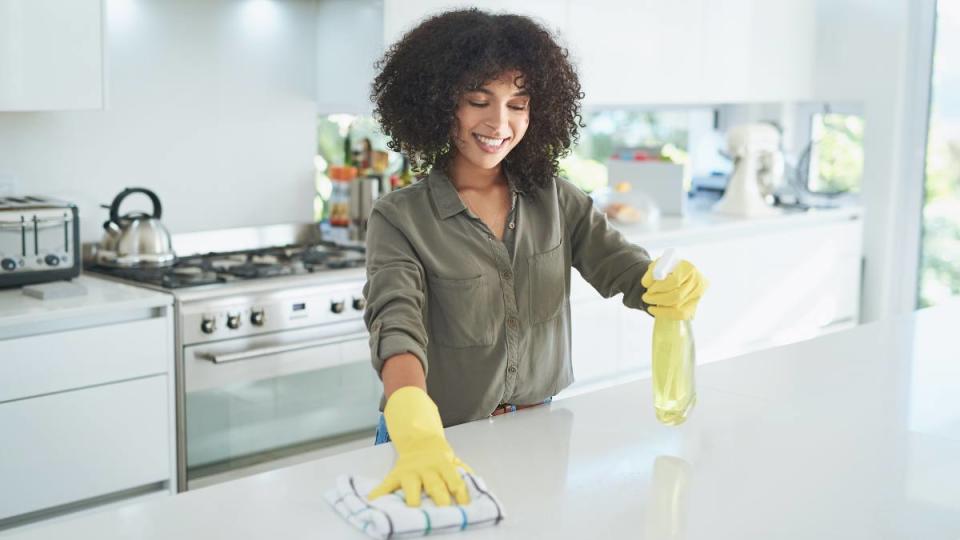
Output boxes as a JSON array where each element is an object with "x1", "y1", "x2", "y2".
[
  {"x1": 160, "y1": 269, "x2": 223, "y2": 288},
  {"x1": 301, "y1": 246, "x2": 365, "y2": 269},
  {"x1": 173, "y1": 266, "x2": 205, "y2": 276},
  {"x1": 222, "y1": 262, "x2": 295, "y2": 279},
  {"x1": 250, "y1": 254, "x2": 280, "y2": 265}
]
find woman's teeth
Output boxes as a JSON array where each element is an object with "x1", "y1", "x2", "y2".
[{"x1": 474, "y1": 134, "x2": 508, "y2": 151}]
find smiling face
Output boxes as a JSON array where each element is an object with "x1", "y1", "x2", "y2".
[{"x1": 451, "y1": 71, "x2": 531, "y2": 172}]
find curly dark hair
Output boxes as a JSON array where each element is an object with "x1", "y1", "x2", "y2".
[{"x1": 371, "y1": 9, "x2": 584, "y2": 193}]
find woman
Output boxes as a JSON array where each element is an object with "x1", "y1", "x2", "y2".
[{"x1": 363, "y1": 9, "x2": 706, "y2": 507}]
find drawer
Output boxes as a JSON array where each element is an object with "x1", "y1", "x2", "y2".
[
  {"x1": 0, "y1": 316, "x2": 170, "y2": 403},
  {"x1": 0, "y1": 376, "x2": 171, "y2": 520}
]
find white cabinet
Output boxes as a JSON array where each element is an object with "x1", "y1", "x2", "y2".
[
  {"x1": 0, "y1": 0, "x2": 104, "y2": 111},
  {"x1": 566, "y1": 0, "x2": 816, "y2": 105},
  {"x1": 383, "y1": 0, "x2": 567, "y2": 47},
  {"x1": 569, "y1": 292, "x2": 621, "y2": 382},
  {"x1": 700, "y1": 0, "x2": 815, "y2": 103},
  {"x1": 380, "y1": 0, "x2": 816, "y2": 106},
  {"x1": 674, "y1": 219, "x2": 861, "y2": 362},
  {"x1": 0, "y1": 285, "x2": 175, "y2": 524},
  {"x1": 0, "y1": 377, "x2": 170, "y2": 521},
  {"x1": 566, "y1": 0, "x2": 704, "y2": 105},
  {"x1": 569, "y1": 212, "x2": 863, "y2": 390}
]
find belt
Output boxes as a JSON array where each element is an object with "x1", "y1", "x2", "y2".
[{"x1": 491, "y1": 398, "x2": 552, "y2": 417}]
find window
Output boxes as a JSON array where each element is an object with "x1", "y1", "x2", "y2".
[
  {"x1": 919, "y1": 0, "x2": 960, "y2": 308},
  {"x1": 562, "y1": 108, "x2": 713, "y2": 193},
  {"x1": 807, "y1": 112, "x2": 865, "y2": 193}
]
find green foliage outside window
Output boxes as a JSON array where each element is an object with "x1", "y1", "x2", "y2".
[
  {"x1": 919, "y1": 0, "x2": 960, "y2": 308},
  {"x1": 919, "y1": 117, "x2": 960, "y2": 307},
  {"x1": 809, "y1": 113, "x2": 864, "y2": 193}
]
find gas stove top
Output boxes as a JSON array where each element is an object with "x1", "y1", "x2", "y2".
[
  {"x1": 83, "y1": 224, "x2": 365, "y2": 290},
  {"x1": 85, "y1": 241, "x2": 364, "y2": 289}
]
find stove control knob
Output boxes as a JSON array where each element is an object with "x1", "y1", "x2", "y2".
[
  {"x1": 330, "y1": 300, "x2": 345, "y2": 314},
  {"x1": 250, "y1": 310, "x2": 265, "y2": 326},
  {"x1": 44, "y1": 254, "x2": 61, "y2": 266},
  {"x1": 352, "y1": 297, "x2": 366, "y2": 311},
  {"x1": 1, "y1": 258, "x2": 15, "y2": 271},
  {"x1": 226, "y1": 313, "x2": 242, "y2": 330},
  {"x1": 200, "y1": 317, "x2": 216, "y2": 334}
]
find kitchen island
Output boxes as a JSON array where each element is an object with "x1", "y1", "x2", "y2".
[{"x1": 4, "y1": 300, "x2": 958, "y2": 539}]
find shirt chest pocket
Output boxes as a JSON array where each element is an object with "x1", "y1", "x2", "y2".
[
  {"x1": 427, "y1": 275, "x2": 496, "y2": 348},
  {"x1": 528, "y1": 240, "x2": 565, "y2": 324}
]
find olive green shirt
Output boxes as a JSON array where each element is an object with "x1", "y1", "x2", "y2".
[{"x1": 363, "y1": 169, "x2": 652, "y2": 427}]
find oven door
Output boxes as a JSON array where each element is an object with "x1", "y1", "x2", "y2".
[{"x1": 182, "y1": 319, "x2": 380, "y2": 482}]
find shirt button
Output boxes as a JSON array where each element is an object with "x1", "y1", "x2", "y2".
[
  {"x1": 502, "y1": 270, "x2": 513, "y2": 280},
  {"x1": 508, "y1": 222, "x2": 516, "y2": 230},
  {"x1": 507, "y1": 317, "x2": 519, "y2": 330},
  {"x1": 508, "y1": 366, "x2": 517, "y2": 374}
]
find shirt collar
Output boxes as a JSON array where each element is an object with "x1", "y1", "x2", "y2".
[
  {"x1": 427, "y1": 168, "x2": 465, "y2": 220},
  {"x1": 428, "y1": 167, "x2": 522, "y2": 221}
]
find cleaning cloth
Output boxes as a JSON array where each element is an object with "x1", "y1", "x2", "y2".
[{"x1": 325, "y1": 471, "x2": 505, "y2": 539}]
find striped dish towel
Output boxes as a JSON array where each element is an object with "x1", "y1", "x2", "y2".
[{"x1": 324, "y1": 471, "x2": 506, "y2": 539}]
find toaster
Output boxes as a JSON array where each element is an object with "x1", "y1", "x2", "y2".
[{"x1": 0, "y1": 196, "x2": 80, "y2": 288}]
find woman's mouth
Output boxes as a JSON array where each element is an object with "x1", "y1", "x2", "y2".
[{"x1": 473, "y1": 133, "x2": 509, "y2": 153}]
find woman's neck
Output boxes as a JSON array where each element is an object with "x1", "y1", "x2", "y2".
[{"x1": 448, "y1": 152, "x2": 505, "y2": 191}]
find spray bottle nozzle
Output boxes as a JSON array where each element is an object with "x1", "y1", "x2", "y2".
[{"x1": 653, "y1": 248, "x2": 680, "y2": 281}]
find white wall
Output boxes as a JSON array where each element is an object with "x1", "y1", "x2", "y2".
[
  {"x1": 813, "y1": 0, "x2": 935, "y2": 322},
  {"x1": 0, "y1": 0, "x2": 318, "y2": 242}
]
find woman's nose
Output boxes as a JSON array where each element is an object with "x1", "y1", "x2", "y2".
[{"x1": 484, "y1": 105, "x2": 510, "y2": 132}]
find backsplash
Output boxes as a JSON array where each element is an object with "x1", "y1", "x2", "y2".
[{"x1": 0, "y1": 0, "x2": 319, "y2": 243}]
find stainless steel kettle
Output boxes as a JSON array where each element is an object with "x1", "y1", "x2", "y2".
[{"x1": 97, "y1": 187, "x2": 175, "y2": 267}]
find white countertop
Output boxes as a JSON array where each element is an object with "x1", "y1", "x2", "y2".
[
  {"x1": 0, "y1": 204, "x2": 859, "y2": 325},
  {"x1": 0, "y1": 275, "x2": 172, "y2": 331},
  {"x1": 4, "y1": 300, "x2": 958, "y2": 539},
  {"x1": 613, "y1": 202, "x2": 862, "y2": 247}
]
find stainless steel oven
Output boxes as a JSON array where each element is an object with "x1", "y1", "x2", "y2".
[
  {"x1": 176, "y1": 276, "x2": 380, "y2": 489},
  {"x1": 84, "y1": 223, "x2": 380, "y2": 491}
]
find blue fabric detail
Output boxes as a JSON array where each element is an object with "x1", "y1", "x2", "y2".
[
  {"x1": 421, "y1": 509, "x2": 432, "y2": 535},
  {"x1": 457, "y1": 505, "x2": 468, "y2": 530},
  {"x1": 374, "y1": 413, "x2": 391, "y2": 445}
]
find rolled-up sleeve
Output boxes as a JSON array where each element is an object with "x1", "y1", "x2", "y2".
[
  {"x1": 556, "y1": 178, "x2": 653, "y2": 312},
  {"x1": 362, "y1": 204, "x2": 429, "y2": 378}
]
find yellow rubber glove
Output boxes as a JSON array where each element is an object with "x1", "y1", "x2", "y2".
[
  {"x1": 368, "y1": 386, "x2": 473, "y2": 507},
  {"x1": 640, "y1": 258, "x2": 708, "y2": 320}
]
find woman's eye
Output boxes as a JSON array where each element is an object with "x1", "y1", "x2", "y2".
[
  {"x1": 509, "y1": 104, "x2": 528, "y2": 111},
  {"x1": 468, "y1": 101, "x2": 488, "y2": 107}
]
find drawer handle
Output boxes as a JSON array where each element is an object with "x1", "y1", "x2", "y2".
[{"x1": 197, "y1": 331, "x2": 369, "y2": 364}]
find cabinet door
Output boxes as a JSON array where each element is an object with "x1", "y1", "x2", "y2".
[
  {"x1": 571, "y1": 298, "x2": 621, "y2": 383},
  {"x1": 383, "y1": 0, "x2": 568, "y2": 47},
  {"x1": 567, "y1": 0, "x2": 704, "y2": 106},
  {"x1": 746, "y1": 0, "x2": 815, "y2": 101},
  {"x1": 571, "y1": 266, "x2": 620, "y2": 381},
  {"x1": 0, "y1": 316, "x2": 171, "y2": 402},
  {"x1": 620, "y1": 303, "x2": 653, "y2": 373},
  {"x1": 0, "y1": 376, "x2": 171, "y2": 520},
  {"x1": 678, "y1": 220, "x2": 862, "y2": 362},
  {"x1": 0, "y1": 0, "x2": 103, "y2": 111},
  {"x1": 699, "y1": 0, "x2": 753, "y2": 103}
]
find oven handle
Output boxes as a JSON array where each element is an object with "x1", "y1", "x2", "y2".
[{"x1": 197, "y1": 331, "x2": 369, "y2": 364}]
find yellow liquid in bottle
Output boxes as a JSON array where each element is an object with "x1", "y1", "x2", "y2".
[{"x1": 652, "y1": 318, "x2": 696, "y2": 425}]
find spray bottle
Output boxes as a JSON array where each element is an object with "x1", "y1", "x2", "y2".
[{"x1": 651, "y1": 248, "x2": 697, "y2": 425}]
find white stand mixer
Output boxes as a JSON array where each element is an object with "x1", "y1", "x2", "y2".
[{"x1": 713, "y1": 123, "x2": 784, "y2": 217}]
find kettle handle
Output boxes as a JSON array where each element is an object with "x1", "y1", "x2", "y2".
[{"x1": 109, "y1": 187, "x2": 163, "y2": 224}]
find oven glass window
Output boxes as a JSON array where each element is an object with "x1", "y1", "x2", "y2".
[{"x1": 186, "y1": 354, "x2": 380, "y2": 480}]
